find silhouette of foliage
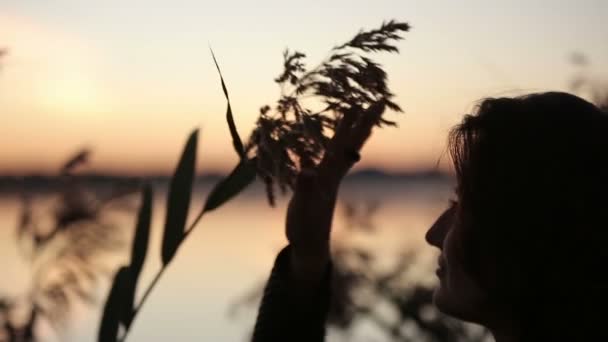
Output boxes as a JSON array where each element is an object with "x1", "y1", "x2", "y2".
[
  {"x1": 120, "y1": 185, "x2": 153, "y2": 329},
  {"x1": 211, "y1": 48, "x2": 246, "y2": 159},
  {"x1": 245, "y1": 20, "x2": 409, "y2": 204},
  {"x1": 98, "y1": 267, "x2": 130, "y2": 342},
  {"x1": 97, "y1": 131, "x2": 200, "y2": 342},
  {"x1": 1, "y1": 150, "x2": 139, "y2": 342},
  {"x1": 569, "y1": 52, "x2": 608, "y2": 111},
  {"x1": 60, "y1": 149, "x2": 90, "y2": 176},
  {"x1": 341, "y1": 198, "x2": 381, "y2": 232},
  {"x1": 326, "y1": 246, "x2": 490, "y2": 342},
  {"x1": 99, "y1": 64, "x2": 258, "y2": 342},
  {"x1": 161, "y1": 129, "x2": 198, "y2": 266},
  {"x1": 203, "y1": 158, "x2": 257, "y2": 213},
  {"x1": 206, "y1": 48, "x2": 260, "y2": 214},
  {"x1": 129, "y1": 185, "x2": 153, "y2": 283},
  {"x1": 232, "y1": 199, "x2": 492, "y2": 342},
  {"x1": 0, "y1": 48, "x2": 6, "y2": 71},
  {"x1": 96, "y1": 20, "x2": 411, "y2": 342}
]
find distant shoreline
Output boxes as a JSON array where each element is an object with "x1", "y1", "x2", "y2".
[{"x1": 0, "y1": 168, "x2": 454, "y2": 193}]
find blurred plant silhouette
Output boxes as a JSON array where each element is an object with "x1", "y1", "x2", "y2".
[
  {"x1": 2, "y1": 20, "x2": 606, "y2": 342},
  {"x1": 97, "y1": 55, "x2": 258, "y2": 342},
  {"x1": 245, "y1": 20, "x2": 409, "y2": 205},
  {"x1": 98, "y1": 20, "x2": 407, "y2": 342},
  {"x1": 231, "y1": 199, "x2": 492, "y2": 342},
  {"x1": 341, "y1": 199, "x2": 382, "y2": 232},
  {"x1": 0, "y1": 150, "x2": 139, "y2": 342},
  {"x1": 0, "y1": 48, "x2": 6, "y2": 67},
  {"x1": 97, "y1": 127, "x2": 258, "y2": 342},
  {"x1": 569, "y1": 52, "x2": 608, "y2": 111}
]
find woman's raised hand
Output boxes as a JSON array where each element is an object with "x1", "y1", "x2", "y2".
[{"x1": 285, "y1": 101, "x2": 386, "y2": 285}]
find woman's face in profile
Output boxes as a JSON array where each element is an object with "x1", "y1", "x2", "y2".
[{"x1": 425, "y1": 202, "x2": 492, "y2": 324}]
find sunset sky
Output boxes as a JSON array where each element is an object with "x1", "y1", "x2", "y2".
[{"x1": 1, "y1": 0, "x2": 607, "y2": 175}]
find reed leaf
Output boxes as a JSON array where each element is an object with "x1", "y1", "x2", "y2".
[
  {"x1": 203, "y1": 158, "x2": 257, "y2": 213},
  {"x1": 210, "y1": 48, "x2": 245, "y2": 159},
  {"x1": 120, "y1": 185, "x2": 153, "y2": 328},
  {"x1": 130, "y1": 184, "x2": 153, "y2": 278},
  {"x1": 245, "y1": 20, "x2": 409, "y2": 204},
  {"x1": 98, "y1": 266, "x2": 130, "y2": 342},
  {"x1": 161, "y1": 130, "x2": 198, "y2": 265}
]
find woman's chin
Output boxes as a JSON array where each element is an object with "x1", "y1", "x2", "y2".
[
  {"x1": 433, "y1": 286, "x2": 490, "y2": 326},
  {"x1": 433, "y1": 284, "x2": 474, "y2": 322},
  {"x1": 432, "y1": 284, "x2": 452, "y2": 314}
]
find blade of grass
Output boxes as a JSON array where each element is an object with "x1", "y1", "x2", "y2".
[
  {"x1": 130, "y1": 184, "x2": 153, "y2": 278},
  {"x1": 122, "y1": 185, "x2": 153, "y2": 328},
  {"x1": 210, "y1": 47, "x2": 245, "y2": 159},
  {"x1": 161, "y1": 130, "x2": 198, "y2": 265},
  {"x1": 203, "y1": 158, "x2": 257, "y2": 213},
  {"x1": 98, "y1": 267, "x2": 130, "y2": 342}
]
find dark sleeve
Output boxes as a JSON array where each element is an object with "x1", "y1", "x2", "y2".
[{"x1": 252, "y1": 245, "x2": 332, "y2": 342}]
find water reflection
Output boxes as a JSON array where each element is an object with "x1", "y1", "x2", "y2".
[{"x1": 1, "y1": 178, "x2": 458, "y2": 342}]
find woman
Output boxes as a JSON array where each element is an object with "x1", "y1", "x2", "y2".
[{"x1": 252, "y1": 92, "x2": 608, "y2": 341}]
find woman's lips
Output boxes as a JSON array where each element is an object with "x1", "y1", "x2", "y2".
[{"x1": 436, "y1": 256, "x2": 446, "y2": 277}]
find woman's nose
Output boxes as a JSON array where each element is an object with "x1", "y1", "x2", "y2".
[{"x1": 425, "y1": 206, "x2": 454, "y2": 248}]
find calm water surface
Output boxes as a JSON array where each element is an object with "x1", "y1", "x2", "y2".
[{"x1": 0, "y1": 179, "x2": 453, "y2": 342}]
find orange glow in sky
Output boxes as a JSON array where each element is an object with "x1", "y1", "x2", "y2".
[{"x1": 1, "y1": 1, "x2": 607, "y2": 175}]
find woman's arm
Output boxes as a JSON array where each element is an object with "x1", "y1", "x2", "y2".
[{"x1": 252, "y1": 102, "x2": 386, "y2": 342}]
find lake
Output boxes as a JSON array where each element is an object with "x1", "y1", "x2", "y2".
[{"x1": 0, "y1": 178, "x2": 455, "y2": 342}]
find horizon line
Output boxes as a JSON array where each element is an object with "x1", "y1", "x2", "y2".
[{"x1": 0, "y1": 166, "x2": 455, "y2": 179}]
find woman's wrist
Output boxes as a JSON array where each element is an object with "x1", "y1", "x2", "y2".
[{"x1": 289, "y1": 244, "x2": 331, "y2": 291}]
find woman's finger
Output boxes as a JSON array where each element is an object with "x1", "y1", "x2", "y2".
[
  {"x1": 349, "y1": 101, "x2": 386, "y2": 151},
  {"x1": 323, "y1": 102, "x2": 386, "y2": 182},
  {"x1": 330, "y1": 106, "x2": 360, "y2": 151},
  {"x1": 317, "y1": 107, "x2": 359, "y2": 185}
]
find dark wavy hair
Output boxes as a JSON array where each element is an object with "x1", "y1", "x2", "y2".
[{"x1": 448, "y1": 92, "x2": 608, "y2": 340}]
